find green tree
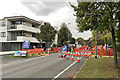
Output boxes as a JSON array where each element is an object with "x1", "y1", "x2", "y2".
[
  {"x1": 76, "y1": 37, "x2": 84, "y2": 45},
  {"x1": 92, "y1": 30, "x2": 112, "y2": 45},
  {"x1": 35, "y1": 22, "x2": 56, "y2": 47},
  {"x1": 70, "y1": 2, "x2": 120, "y2": 68},
  {"x1": 57, "y1": 22, "x2": 72, "y2": 46},
  {"x1": 70, "y1": 37, "x2": 75, "y2": 44}
]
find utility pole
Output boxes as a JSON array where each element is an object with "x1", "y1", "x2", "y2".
[
  {"x1": 95, "y1": 30, "x2": 97, "y2": 58},
  {"x1": 105, "y1": 37, "x2": 107, "y2": 50}
]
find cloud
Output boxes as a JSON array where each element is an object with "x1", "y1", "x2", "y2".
[
  {"x1": 20, "y1": 0, "x2": 69, "y2": 16},
  {"x1": 19, "y1": 0, "x2": 92, "y2": 39}
]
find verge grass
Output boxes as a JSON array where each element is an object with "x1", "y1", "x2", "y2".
[{"x1": 75, "y1": 57, "x2": 119, "y2": 79}]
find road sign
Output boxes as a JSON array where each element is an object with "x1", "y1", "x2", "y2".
[
  {"x1": 14, "y1": 51, "x2": 27, "y2": 56},
  {"x1": 20, "y1": 51, "x2": 27, "y2": 56},
  {"x1": 22, "y1": 41, "x2": 30, "y2": 49},
  {"x1": 62, "y1": 46, "x2": 67, "y2": 51}
]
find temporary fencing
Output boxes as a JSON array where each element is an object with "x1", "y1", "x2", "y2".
[
  {"x1": 21, "y1": 47, "x2": 62, "y2": 55},
  {"x1": 21, "y1": 48, "x2": 42, "y2": 55}
]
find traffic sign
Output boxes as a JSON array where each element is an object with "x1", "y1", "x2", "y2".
[
  {"x1": 62, "y1": 46, "x2": 67, "y2": 51},
  {"x1": 22, "y1": 41, "x2": 30, "y2": 49}
]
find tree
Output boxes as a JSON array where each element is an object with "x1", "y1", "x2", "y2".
[
  {"x1": 92, "y1": 30, "x2": 112, "y2": 45},
  {"x1": 76, "y1": 37, "x2": 84, "y2": 45},
  {"x1": 70, "y1": 2, "x2": 120, "y2": 68},
  {"x1": 70, "y1": 37, "x2": 75, "y2": 44},
  {"x1": 57, "y1": 22, "x2": 72, "y2": 46},
  {"x1": 35, "y1": 22, "x2": 56, "y2": 47}
]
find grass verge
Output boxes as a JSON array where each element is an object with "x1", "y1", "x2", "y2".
[{"x1": 75, "y1": 57, "x2": 119, "y2": 79}]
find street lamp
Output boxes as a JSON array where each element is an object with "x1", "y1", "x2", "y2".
[
  {"x1": 95, "y1": 30, "x2": 97, "y2": 58},
  {"x1": 68, "y1": 23, "x2": 71, "y2": 41},
  {"x1": 40, "y1": 39, "x2": 42, "y2": 48}
]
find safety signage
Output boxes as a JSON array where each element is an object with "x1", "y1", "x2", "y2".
[
  {"x1": 22, "y1": 41, "x2": 30, "y2": 49},
  {"x1": 14, "y1": 51, "x2": 27, "y2": 56},
  {"x1": 62, "y1": 46, "x2": 67, "y2": 51}
]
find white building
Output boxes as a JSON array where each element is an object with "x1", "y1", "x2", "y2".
[{"x1": 0, "y1": 16, "x2": 42, "y2": 51}]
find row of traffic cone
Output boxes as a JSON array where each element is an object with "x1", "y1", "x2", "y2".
[
  {"x1": 58, "y1": 51, "x2": 80, "y2": 62},
  {"x1": 58, "y1": 51, "x2": 92, "y2": 62},
  {"x1": 43, "y1": 51, "x2": 50, "y2": 55}
]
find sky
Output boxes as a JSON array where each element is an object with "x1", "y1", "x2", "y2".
[{"x1": 0, "y1": 0, "x2": 92, "y2": 40}]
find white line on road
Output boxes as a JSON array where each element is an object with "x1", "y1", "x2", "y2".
[
  {"x1": 52, "y1": 60, "x2": 77, "y2": 80},
  {"x1": 52, "y1": 57, "x2": 82, "y2": 80}
]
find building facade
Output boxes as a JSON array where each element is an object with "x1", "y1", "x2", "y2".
[{"x1": 0, "y1": 16, "x2": 41, "y2": 51}]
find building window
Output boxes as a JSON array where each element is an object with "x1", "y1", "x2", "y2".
[
  {"x1": 1, "y1": 32, "x2": 6, "y2": 37},
  {"x1": 17, "y1": 31, "x2": 22, "y2": 36},
  {"x1": 1, "y1": 22, "x2": 5, "y2": 27},
  {"x1": 12, "y1": 21, "x2": 25, "y2": 25},
  {"x1": 32, "y1": 33, "x2": 35, "y2": 37}
]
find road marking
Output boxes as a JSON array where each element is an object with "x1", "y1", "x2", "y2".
[
  {"x1": 52, "y1": 57, "x2": 82, "y2": 80},
  {"x1": 52, "y1": 60, "x2": 77, "y2": 80}
]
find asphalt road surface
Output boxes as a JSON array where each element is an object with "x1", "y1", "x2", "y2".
[{"x1": 1, "y1": 53, "x2": 87, "y2": 79}]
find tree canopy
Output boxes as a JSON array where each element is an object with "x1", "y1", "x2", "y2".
[
  {"x1": 70, "y1": 2, "x2": 120, "y2": 68},
  {"x1": 35, "y1": 22, "x2": 56, "y2": 47},
  {"x1": 57, "y1": 22, "x2": 72, "y2": 46}
]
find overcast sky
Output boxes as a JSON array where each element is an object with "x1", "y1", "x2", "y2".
[{"x1": 0, "y1": 0, "x2": 92, "y2": 40}]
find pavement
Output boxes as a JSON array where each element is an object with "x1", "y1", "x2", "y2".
[
  {"x1": 1, "y1": 53, "x2": 87, "y2": 79},
  {"x1": 0, "y1": 51, "x2": 15, "y2": 56}
]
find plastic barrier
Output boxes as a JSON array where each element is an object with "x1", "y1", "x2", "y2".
[{"x1": 21, "y1": 48, "x2": 41, "y2": 54}]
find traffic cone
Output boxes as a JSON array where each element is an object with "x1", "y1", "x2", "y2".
[
  {"x1": 66, "y1": 55, "x2": 69, "y2": 59},
  {"x1": 83, "y1": 52, "x2": 85, "y2": 57},
  {"x1": 78, "y1": 52, "x2": 80, "y2": 56},
  {"x1": 76, "y1": 52, "x2": 78, "y2": 56},
  {"x1": 71, "y1": 55, "x2": 74, "y2": 61},
  {"x1": 77, "y1": 57, "x2": 80, "y2": 62},
  {"x1": 68, "y1": 52, "x2": 70, "y2": 56},
  {"x1": 73, "y1": 53, "x2": 75, "y2": 56},
  {"x1": 59, "y1": 54, "x2": 61, "y2": 57},
  {"x1": 58, "y1": 51, "x2": 61, "y2": 54},
  {"x1": 71, "y1": 51, "x2": 72, "y2": 56},
  {"x1": 48, "y1": 51, "x2": 49, "y2": 55},
  {"x1": 63, "y1": 55, "x2": 65, "y2": 58},
  {"x1": 43, "y1": 51, "x2": 45, "y2": 56},
  {"x1": 90, "y1": 52, "x2": 92, "y2": 57},
  {"x1": 84, "y1": 52, "x2": 87, "y2": 57}
]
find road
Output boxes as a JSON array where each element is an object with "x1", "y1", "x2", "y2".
[{"x1": 1, "y1": 53, "x2": 87, "y2": 80}]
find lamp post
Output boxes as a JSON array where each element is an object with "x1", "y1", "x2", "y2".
[
  {"x1": 40, "y1": 39, "x2": 42, "y2": 48},
  {"x1": 95, "y1": 30, "x2": 97, "y2": 58}
]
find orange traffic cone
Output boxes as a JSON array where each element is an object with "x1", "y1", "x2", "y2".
[
  {"x1": 70, "y1": 51, "x2": 72, "y2": 56},
  {"x1": 66, "y1": 55, "x2": 69, "y2": 59},
  {"x1": 90, "y1": 52, "x2": 92, "y2": 57},
  {"x1": 71, "y1": 52, "x2": 73, "y2": 56},
  {"x1": 63, "y1": 55, "x2": 65, "y2": 58},
  {"x1": 77, "y1": 57, "x2": 80, "y2": 62},
  {"x1": 76, "y1": 52, "x2": 78, "y2": 56},
  {"x1": 59, "y1": 51, "x2": 61, "y2": 54},
  {"x1": 43, "y1": 51, "x2": 45, "y2": 56},
  {"x1": 59, "y1": 54, "x2": 61, "y2": 57},
  {"x1": 68, "y1": 52, "x2": 70, "y2": 56},
  {"x1": 71, "y1": 56, "x2": 74, "y2": 61},
  {"x1": 48, "y1": 51, "x2": 49, "y2": 55}
]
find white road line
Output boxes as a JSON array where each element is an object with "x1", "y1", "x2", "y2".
[
  {"x1": 52, "y1": 57, "x2": 82, "y2": 80},
  {"x1": 52, "y1": 61, "x2": 77, "y2": 80}
]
